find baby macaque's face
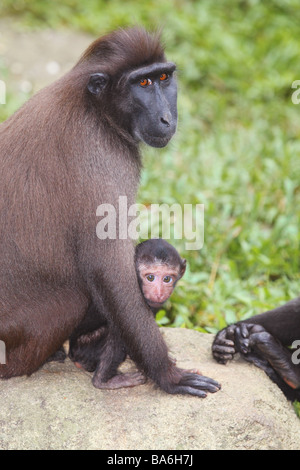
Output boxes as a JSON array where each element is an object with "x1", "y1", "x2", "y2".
[{"x1": 138, "y1": 263, "x2": 181, "y2": 309}]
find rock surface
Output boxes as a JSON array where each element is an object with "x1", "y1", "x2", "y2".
[{"x1": 0, "y1": 328, "x2": 299, "y2": 450}]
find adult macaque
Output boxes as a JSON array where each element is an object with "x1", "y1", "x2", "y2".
[
  {"x1": 0, "y1": 27, "x2": 220, "y2": 397},
  {"x1": 212, "y1": 299, "x2": 300, "y2": 400},
  {"x1": 69, "y1": 239, "x2": 186, "y2": 385}
]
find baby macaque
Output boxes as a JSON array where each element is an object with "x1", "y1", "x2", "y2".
[{"x1": 68, "y1": 239, "x2": 186, "y2": 384}]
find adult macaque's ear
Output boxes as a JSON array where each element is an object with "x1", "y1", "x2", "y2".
[
  {"x1": 87, "y1": 73, "x2": 109, "y2": 95},
  {"x1": 180, "y1": 259, "x2": 187, "y2": 277}
]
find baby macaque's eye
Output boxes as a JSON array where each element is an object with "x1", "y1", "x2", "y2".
[
  {"x1": 146, "y1": 274, "x2": 155, "y2": 282},
  {"x1": 163, "y1": 276, "x2": 172, "y2": 283}
]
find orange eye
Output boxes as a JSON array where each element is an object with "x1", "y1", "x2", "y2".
[
  {"x1": 140, "y1": 78, "x2": 152, "y2": 87},
  {"x1": 160, "y1": 73, "x2": 168, "y2": 81}
]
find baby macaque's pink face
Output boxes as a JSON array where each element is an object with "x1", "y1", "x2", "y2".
[{"x1": 138, "y1": 263, "x2": 181, "y2": 309}]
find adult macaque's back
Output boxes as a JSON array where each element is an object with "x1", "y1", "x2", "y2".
[{"x1": 0, "y1": 27, "x2": 220, "y2": 397}]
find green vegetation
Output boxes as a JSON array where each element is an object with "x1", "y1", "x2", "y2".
[{"x1": 1, "y1": 0, "x2": 300, "y2": 336}]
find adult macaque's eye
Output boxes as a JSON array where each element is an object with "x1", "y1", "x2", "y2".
[
  {"x1": 146, "y1": 274, "x2": 155, "y2": 282},
  {"x1": 160, "y1": 73, "x2": 168, "y2": 81},
  {"x1": 140, "y1": 78, "x2": 152, "y2": 87}
]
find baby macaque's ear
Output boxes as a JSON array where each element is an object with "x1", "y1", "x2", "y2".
[{"x1": 180, "y1": 259, "x2": 187, "y2": 277}]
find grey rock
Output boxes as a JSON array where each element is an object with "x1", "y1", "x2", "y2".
[{"x1": 0, "y1": 328, "x2": 299, "y2": 450}]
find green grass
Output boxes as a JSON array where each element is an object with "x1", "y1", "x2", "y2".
[{"x1": 1, "y1": 0, "x2": 300, "y2": 335}]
